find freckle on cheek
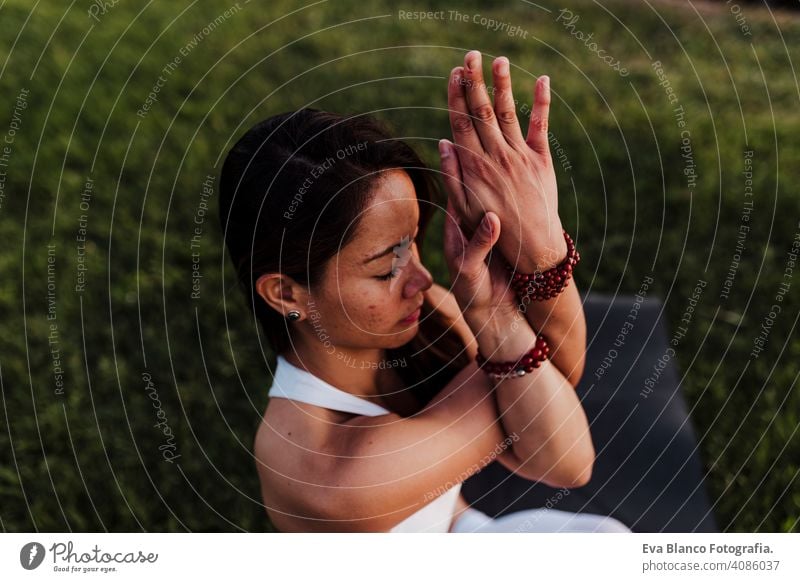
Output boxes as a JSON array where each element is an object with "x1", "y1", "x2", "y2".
[{"x1": 368, "y1": 305, "x2": 376, "y2": 309}]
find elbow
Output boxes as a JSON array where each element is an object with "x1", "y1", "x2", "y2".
[
  {"x1": 510, "y1": 422, "x2": 596, "y2": 488},
  {"x1": 562, "y1": 440, "x2": 595, "y2": 488},
  {"x1": 564, "y1": 455, "x2": 594, "y2": 488},
  {"x1": 534, "y1": 441, "x2": 595, "y2": 489},
  {"x1": 545, "y1": 456, "x2": 594, "y2": 489},
  {"x1": 568, "y1": 354, "x2": 587, "y2": 389}
]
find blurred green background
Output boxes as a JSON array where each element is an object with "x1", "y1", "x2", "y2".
[{"x1": 0, "y1": 0, "x2": 797, "y2": 532}]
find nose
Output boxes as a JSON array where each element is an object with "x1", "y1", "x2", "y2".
[{"x1": 402, "y1": 250, "x2": 433, "y2": 299}]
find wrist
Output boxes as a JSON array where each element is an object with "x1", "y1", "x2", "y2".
[
  {"x1": 465, "y1": 311, "x2": 538, "y2": 361},
  {"x1": 500, "y1": 224, "x2": 568, "y2": 273},
  {"x1": 463, "y1": 305, "x2": 519, "y2": 338}
]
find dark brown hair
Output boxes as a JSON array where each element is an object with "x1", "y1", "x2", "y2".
[{"x1": 219, "y1": 108, "x2": 470, "y2": 408}]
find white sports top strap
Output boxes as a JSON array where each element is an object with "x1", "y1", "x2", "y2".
[{"x1": 268, "y1": 354, "x2": 390, "y2": 417}]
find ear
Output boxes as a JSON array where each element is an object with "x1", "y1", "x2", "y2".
[{"x1": 255, "y1": 273, "x2": 309, "y2": 317}]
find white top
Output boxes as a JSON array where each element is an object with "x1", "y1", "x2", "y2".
[{"x1": 267, "y1": 354, "x2": 461, "y2": 533}]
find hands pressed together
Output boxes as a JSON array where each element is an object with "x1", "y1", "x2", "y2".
[
  {"x1": 436, "y1": 54, "x2": 592, "y2": 479},
  {"x1": 441, "y1": 50, "x2": 568, "y2": 330}
]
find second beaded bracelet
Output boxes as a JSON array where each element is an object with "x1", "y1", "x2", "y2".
[{"x1": 475, "y1": 335, "x2": 550, "y2": 381}]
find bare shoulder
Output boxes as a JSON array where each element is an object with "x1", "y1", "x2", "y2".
[
  {"x1": 254, "y1": 399, "x2": 351, "y2": 531},
  {"x1": 425, "y1": 282, "x2": 478, "y2": 358},
  {"x1": 255, "y1": 397, "x2": 417, "y2": 532}
]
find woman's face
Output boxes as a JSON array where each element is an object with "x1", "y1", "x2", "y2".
[{"x1": 306, "y1": 169, "x2": 434, "y2": 352}]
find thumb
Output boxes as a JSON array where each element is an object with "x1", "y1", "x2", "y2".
[{"x1": 460, "y1": 211, "x2": 501, "y2": 277}]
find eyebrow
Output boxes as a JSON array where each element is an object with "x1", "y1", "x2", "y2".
[{"x1": 362, "y1": 226, "x2": 420, "y2": 265}]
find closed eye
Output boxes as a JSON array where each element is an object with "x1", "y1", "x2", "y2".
[
  {"x1": 374, "y1": 236, "x2": 419, "y2": 282},
  {"x1": 376, "y1": 270, "x2": 398, "y2": 281}
]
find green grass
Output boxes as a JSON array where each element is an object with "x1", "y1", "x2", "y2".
[{"x1": 0, "y1": 0, "x2": 797, "y2": 532}]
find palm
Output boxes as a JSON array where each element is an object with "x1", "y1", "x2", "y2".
[{"x1": 483, "y1": 248, "x2": 520, "y2": 314}]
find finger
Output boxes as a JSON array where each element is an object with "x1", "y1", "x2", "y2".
[
  {"x1": 445, "y1": 195, "x2": 460, "y2": 228},
  {"x1": 438, "y1": 139, "x2": 467, "y2": 214},
  {"x1": 491, "y1": 56, "x2": 526, "y2": 146},
  {"x1": 448, "y1": 66, "x2": 483, "y2": 155},
  {"x1": 525, "y1": 75, "x2": 551, "y2": 155},
  {"x1": 461, "y1": 211, "x2": 500, "y2": 279},
  {"x1": 443, "y1": 197, "x2": 468, "y2": 273},
  {"x1": 462, "y1": 50, "x2": 507, "y2": 153}
]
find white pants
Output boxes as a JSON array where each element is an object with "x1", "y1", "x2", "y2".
[{"x1": 451, "y1": 507, "x2": 631, "y2": 533}]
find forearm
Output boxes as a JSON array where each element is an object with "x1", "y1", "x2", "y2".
[
  {"x1": 491, "y1": 357, "x2": 594, "y2": 486},
  {"x1": 498, "y1": 228, "x2": 587, "y2": 387},
  {"x1": 518, "y1": 281, "x2": 587, "y2": 388},
  {"x1": 464, "y1": 310, "x2": 594, "y2": 485}
]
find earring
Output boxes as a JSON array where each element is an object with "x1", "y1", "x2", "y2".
[{"x1": 286, "y1": 310, "x2": 301, "y2": 321}]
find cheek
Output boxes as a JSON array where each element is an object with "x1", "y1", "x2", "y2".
[
  {"x1": 356, "y1": 292, "x2": 398, "y2": 328},
  {"x1": 317, "y1": 267, "x2": 403, "y2": 332},
  {"x1": 347, "y1": 280, "x2": 407, "y2": 329}
]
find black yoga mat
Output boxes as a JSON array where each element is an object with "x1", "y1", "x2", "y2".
[{"x1": 461, "y1": 293, "x2": 718, "y2": 532}]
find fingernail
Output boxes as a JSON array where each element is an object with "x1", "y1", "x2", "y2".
[
  {"x1": 438, "y1": 140, "x2": 450, "y2": 158},
  {"x1": 482, "y1": 214, "x2": 492, "y2": 234},
  {"x1": 496, "y1": 57, "x2": 509, "y2": 75}
]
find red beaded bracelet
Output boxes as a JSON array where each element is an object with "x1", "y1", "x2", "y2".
[
  {"x1": 475, "y1": 335, "x2": 550, "y2": 381},
  {"x1": 505, "y1": 230, "x2": 581, "y2": 302}
]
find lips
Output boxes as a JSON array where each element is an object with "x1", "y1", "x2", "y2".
[{"x1": 400, "y1": 301, "x2": 423, "y2": 322}]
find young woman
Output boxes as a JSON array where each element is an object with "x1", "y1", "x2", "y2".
[{"x1": 219, "y1": 51, "x2": 630, "y2": 533}]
